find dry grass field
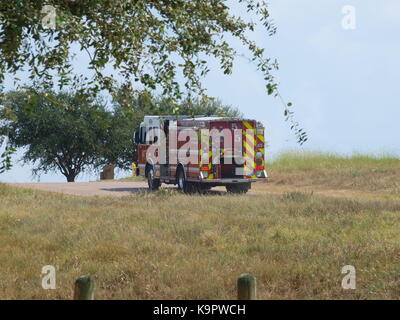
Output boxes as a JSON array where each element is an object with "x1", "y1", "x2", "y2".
[{"x1": 1, "y1": 152, "x2": 399, "y2": 300}]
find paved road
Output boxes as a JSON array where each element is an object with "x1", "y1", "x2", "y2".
[
  {"x1": 8, "y1": 182, "x2": 157, "y2": 197},
  {"x1": 7, "y1": 181, "x2": 394, "y2": 202}
]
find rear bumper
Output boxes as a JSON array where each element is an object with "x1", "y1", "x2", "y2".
[
  {"x1": 187, "y1": 177, "x2": 268, "y2": 185},
  {"x1": 189, "y1": 169, "x2": 268, "y2": 184},
  {"x1": 196, "y1": 177, "x2": 268, "y2": 184}
]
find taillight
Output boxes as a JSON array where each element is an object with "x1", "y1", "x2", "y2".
[
  {"x1": 255, "y1": 151, "x2": 264, "y2": 167},
  {"x1": 201, "y1": 166, "x2": 209, "y2": 171}
]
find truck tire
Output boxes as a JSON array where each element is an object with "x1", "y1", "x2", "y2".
[
  {"x1": 177, "y1": 168, "x2": 195, "y2": 194},
  {"x1": 147, "y1": 167, "x2": 161, "y2": 191},
  {"x1": 226, "y1": 183, "x2": 250, "y2": 194}
]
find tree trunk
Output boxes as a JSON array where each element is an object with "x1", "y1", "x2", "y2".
[{"x1": 65, "y1": 174, "x2": 76, "y2": 182}]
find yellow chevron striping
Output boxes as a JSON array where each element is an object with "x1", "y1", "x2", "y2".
[
  {"x1": 243, "y1": 121, "x2": 259, "y2": 178},
  {"x1": 208, "y1": 150, "x2": 212, "y2": 174},
  {"x1": 245, "y1": 133, "x2": 255, "y2": 146},
  {"x1": 243, "y1": 141, "x2": 255, "y2": 158},
  {"x1": 243, "y1": 121, "x2": 254, "y2": 130}
]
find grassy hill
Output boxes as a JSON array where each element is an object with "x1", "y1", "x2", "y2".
[{"x1": 0, "y1": 152, "x2": 399, "y2": 299}]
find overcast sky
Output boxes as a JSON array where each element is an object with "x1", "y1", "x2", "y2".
[{"x1": 1, "y1": 0, "x2": 399, "y2": 182}]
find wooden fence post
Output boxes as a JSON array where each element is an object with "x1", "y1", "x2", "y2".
[
  {"x1": 237, "y1": 273, "x2": 257, "y2": 300},
  {"x1": 74, "y1": 276, "x2": 95, "y2": 300}
]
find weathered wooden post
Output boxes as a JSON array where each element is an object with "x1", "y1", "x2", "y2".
[
  {"x1": 74, "y1": 276, "x2": 95, "y2": 300},
  {"x1": 237, "y1": 273, "x2": 257, "y2": 300}
]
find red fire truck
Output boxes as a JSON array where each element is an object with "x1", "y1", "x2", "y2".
[{"x1": 134, "y1": 116, "x2": 267, "y2": 194}]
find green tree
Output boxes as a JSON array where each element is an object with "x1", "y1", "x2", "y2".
[
  {"x1": 0, "y1": 1, "x2": 277, "y2": 98},
  {"x1": 0, "y1": 90, "x2": 112, "y2": 182},
  {"x1": 0, "y1": 0, "x2": 307, "y2": 144}
]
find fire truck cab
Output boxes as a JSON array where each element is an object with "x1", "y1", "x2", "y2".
[{"x1": 134, "y1": 115, "x2": 267, "y2": 194}]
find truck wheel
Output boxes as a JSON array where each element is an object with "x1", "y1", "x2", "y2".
[
  {"x1": 177, "y1": 168, "x2": 195, "y2": 194},
  {"x1": 226, "y1": 183, "x2": 250, "y2": 194},
  {"x1": 177, "y1": 168, "x2": 185, "y2": 191},
  {"x1": 147, "y1": 167, "x2": 160, "y2": 191}
]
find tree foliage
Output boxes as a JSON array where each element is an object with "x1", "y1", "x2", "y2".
[
  {"x1": 0, "y1": 0, "x2": 275, "y2": 95},
  {"x1": 0, "y1": 137, "x2": 15, "y2": 174},
  {"x1": 0, "y1": 0, "x2": 307, "y2": 144}
]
